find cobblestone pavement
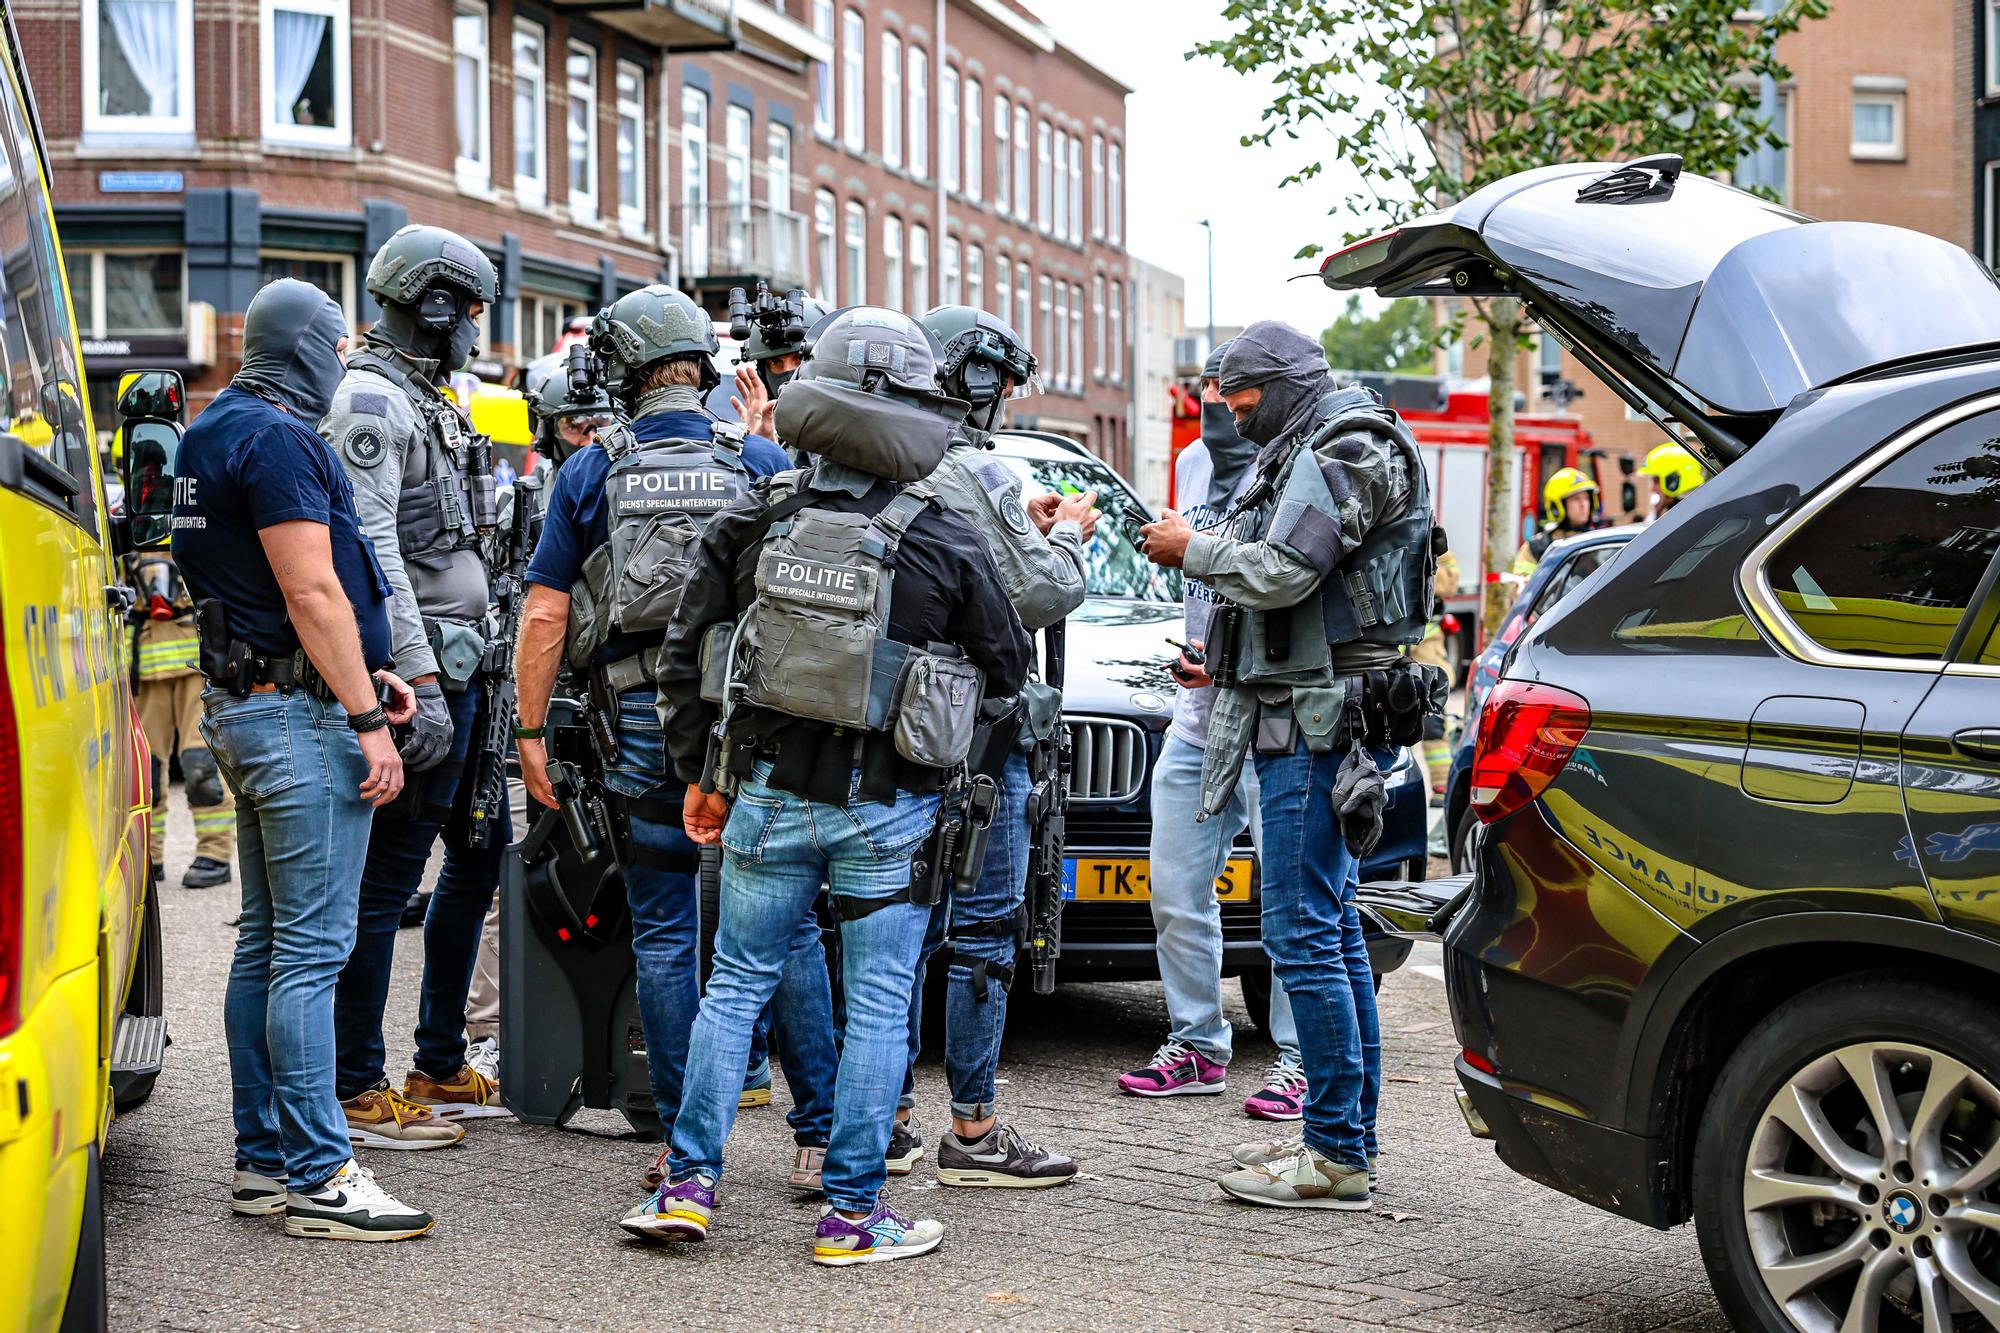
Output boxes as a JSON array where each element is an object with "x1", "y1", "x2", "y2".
[{"x1": 108, "y1": 789, "x2": 1730, "y2": 1332}]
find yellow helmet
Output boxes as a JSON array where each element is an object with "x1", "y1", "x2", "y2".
[
  {"x1": 1541, "y1": 466, "x2": 1598, "y2": 526},
  {"x1": 1640, "y1": 442, "x2": 1705, "y2": 498}
]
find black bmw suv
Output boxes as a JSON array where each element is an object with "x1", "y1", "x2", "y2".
[{"x1": 1341, "y1": 159, "x2": 2000, "y2": 1332}]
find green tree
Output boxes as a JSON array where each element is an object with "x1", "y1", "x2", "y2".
[
  {"x1": 1319, "y1": 295, "x2": 1433, "y2": 374},
  {"x1": 1194, "y1": 0, "x2": 1822, "y2": 632}
]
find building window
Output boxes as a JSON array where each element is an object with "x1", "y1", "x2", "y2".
[
  {"x1": 521, "y1": 291, "x2": 587, "y2": 359},
  {"x1": 1036, "y1": 120, "x2": 1052, "y2": 232},
  {"x1": 1110, "y1": 278, "x2": 1123, "y2": 383},
  {"x1": 964, "y1": 79, "x2": 982, "y2": 202},
  {"x1": 258, "y1": 251, "x2": 352, "y2": 322},
  {"x1": 940, "y1": 65, "x2": 959, "y2": 192},
  {"x1": 616, "y1": 62, "x2": 646, "y2": 233},
  {"x1": 993, "y1": 94, "x2": 1010, "y2": 212},
  {"x1": 85, "y1": 0, "x2": 195, "y2": 138},
  {"x1": 841, "y1": 9, "x2": 864, "y2": 152},
  {"x1": 1015, "y1": 261, "x2": 1031, "y2": 347},
  {"x1": 513, "y1": 21, "x2": 547, "y2": 205},
  {"x1": 1051, "y1": 130, "x2": 1067, "y2": 239},
  {"x1": 1092, "y1": 275, "x2": 1105, "y2": 381},
  {"x1": 942, "y1": 236, "x2": 961, "y2": 306},
  {"x1": 844, "y1": 199, "x2": 867, "y2": 303},
  {"x1": 1851, "y1": 81, "x2": 1905, "y2": 161},
  {"x1": 1107, "y1": 142, "x2": 1122, "y2": 244},
  {"x1": 1067, "y1": 134, "x2": 1083, "y2": 245},
  {"x1": 812, "y1": 0, "x2": 835, "y2": 137},
  {"x1": 1013, "y1": 105, "x2": 1030, "y2": 222},
  {"x1": 1069, "y1": 281, "x2": 1083, "y2": 391},
  {"x1": 680, "y1": 84, "x2": 709, "y2": 268},
  {"x1": 883, "y1": 214, "x2": 904, "y2": 310},
  {"x1": 910, "y1": 222, "x2": 930, "y2": 311},
  {"x1": 72, "y1": 251, "x2": 187, "y2": 337},
  {"x1": 1090, "y1": 134, "x2": 1104, "y2": 240},
  {"x1": 1732, "y1": 86, "x2": 1789, "y2": 203},
  {"x1": 995, "y1": 253, "x2": 1012, "y2": 326},
  {"x1": 768, "y1": 120, "x2": 793, "y2": 216},
  {"x1": 908, "y1": 45, "x2": 928, "y2": 180},
  {"x1": 453, "y1": 4, "x2": 490, "y2": 186},
  {"x1": 723, "y1": 102, "x2": 752, "y2": 264},
  {"x1": 815, "y1": 188, "x2": 838, "y2": 303},
  {"x1": 1987, "y1": 161, "x2": 2000, "y2": 270},
  {"x1": 967, "y1": 246, "x2": 983, "y2": 311},
  {"x1": 261, "y1": 0, "x2": 351, "y2": 147},
  {"x1": 1990, "y1": 0, "x2": 2000, "y2": 98},
  {"x1": 566, "y1": 43, "x2": 598, "y2": 220},
  {"x1": 1040, "y1": 274, "x2": 1054, "y2": 387},
  {"x1": 881, "y1": 30, "x2": 902, "y2": 169}
]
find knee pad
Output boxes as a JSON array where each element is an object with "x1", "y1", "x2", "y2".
[{"x1": 181, "y1": 747, "x2": 224, "y2": 806}]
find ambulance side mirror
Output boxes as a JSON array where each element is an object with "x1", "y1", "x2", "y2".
[{"x1": 116, "y1": 368, "x2": 188, "y2": 552}]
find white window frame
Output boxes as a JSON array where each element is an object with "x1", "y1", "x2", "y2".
[
  {"x1": 1012, "y1": 104, "x2": 1030, "y2": 223},
  {"x1": 1107, "y1": 141, "x2": 1122, "y2": 244},
  {"x1": 768, "y1": 120, "x2": 793, "y2": 216},
  {"x1": 1036, "y1": 120, "x2": 1052, "y2": 232},
  {"x1": 963, "y1": 79, "x2": 982, "y2": 202},
  {"x1": 1051, "y1": 129, "x2": 1067, "y2": 239},
  {"x1": 615, "y1": 60, "x2": 647, "y2": 235},
  {"x1": 883, "y1": 213, "x2": 904, "y2": 310},
  {"x1": 1015, "y1": 262, "x2": 1031, "y2": 346},
  {"x1": 1090, "y1": 134, "x2": 1104, "y2": 240},
  {"x1": 939, "y1": 65, "x2": 959, "y2": 193},
  {"x1": 260, "y1": 0, "x2": 353, "y2": 149},
  {"x1": 1040, "y1": 274, "x2": 1055, "y2": 387},
  {"x1": 723, "y1": 101, "x2": 752, "y2": 264},
  {"x1": 512, "y1": 20, "x2": 547, "y2": 207},
  {"x1": 910, "y1": 221, "x2": 930, "y2": 311},
  {"x1": 966, "y1": 244, "x2": 983, "y2": 312},
  {"x1": 812, "y1": 0, "x2": 836, "y2": 137},
  {"x1": 1092, "y1": 274, "x2": 1105, "y2": 382},
  {"x1": 1067, "y1": 133, "x2": 1082, "y2": 245},
  {"x1": 908, "y1": 44, "x2": 928, "y2": 180},
  {"x1": 1110, "y1": 278, "x2": 1123, "y2": 383},
  {"x1": 1990, "y1": 0, "x2": 2000, "y2": 99},
  {"x1": 815, "y1": 187, "x2": 838, "y2": 303},
  {"x1": 941, "y1": 234, "x2": 961, "y2": 306},
  {"x1": 1987, "y1": 160, "x2": 2000, "y2": 271},
  {"x1": 84, "y1": 0, "x2": 196, "y2": 139},
  {"x1": 995, "y1": 253, "x2": 1012, "y2": 326},
  {"x1": 844, "y1": 199, "x2": 867, "y2": 304},
  {"x1": 256, "y1": 249, "x2": 355, "y2": 326},
  {"x1": 566, "y1": 42, "x2": 599, "y2": 221},
  {"x1": 681, "y1": 84, "x2": 709, "y2": 267},
  {"x1": 881, "y1": 30, "x2": 903, "y2": 169},
  {"x1": 453, "y1": 2, "x2": 491, "y2": 188},
  {"x1": 1070, "y1": 281, "x2": 1083, "y2": 391},
  {"x1": 1851, "y1": 80, "x2": 1906, "y2": 161},
  {"x1": 841, "y1": 9, "x2": 865, "y2": 152},
  {"x1": 992, "y1": 93, "x2": 1010, "y2": 212},
  {"x1": 74, "y1": 249, "x2": 192, "y2": 338}
]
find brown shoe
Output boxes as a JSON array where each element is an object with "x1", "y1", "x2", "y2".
[
  {"x1": 342, "y1": 1081, "x2": 464, "y2": 1151},
  {"x1": 403, "y1": 1064, "x2": 508, "y2": 1120}
]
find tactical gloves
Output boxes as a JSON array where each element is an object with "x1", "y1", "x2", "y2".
[
  {"x1": 1333, "y1": 739, "x2": 1387, "y2": 859},
  {"x1": 400, "y1": 680, "x2": 455, "y2": 772}
]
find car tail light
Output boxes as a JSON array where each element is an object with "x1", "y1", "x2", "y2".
[
  {"x1": 1468, "y1": 680, "x2": 1591, "y2": 825},
  {"x1": 1461, "y1": 1047, "x2": 1496, "y2": 1075},
  {"x1": 0, "y1": 591, "x2": 21, "y2": 1038}
]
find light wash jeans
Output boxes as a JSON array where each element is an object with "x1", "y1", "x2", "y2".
[
  {"x1": 668, "y1": 764, "x2": 936, "y2": 1214},
  {"x1": 1149, "y1": 733, "x2": 1297, "y2": 1066},
  {"x1": 203, "y1": 687, "x2": 375, "y2": 1193}
]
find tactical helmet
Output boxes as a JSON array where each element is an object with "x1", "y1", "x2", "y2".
[
  {"x1": 920, "y1": 304, "x2": 1039, "y2": 437},
  {"x1": 1541, "y1": 466, "x2": 1599, "y2": 526},
  {"x1": 590, "y1": 284, "x2": 720, "y2": 400},
  {"x1": 798, "y1": 305, "x2": 953, "y2": 402},
  {"x1": 528, "y1": 374, "x2": 615, "y2": 464},
  {"x1": 743, "y1": 293, "x2": 833, "y2": 365},
  {"x1": 1639, "y1": 441, "x2": 1705, "y2": 500},
  {"x1": 365, "y1": 224, "x2": 500, "y2": 308}
]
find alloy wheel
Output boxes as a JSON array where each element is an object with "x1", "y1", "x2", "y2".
[{"x1": 1743, "y1": 1041, "x2": 2000, "y2": 1331}]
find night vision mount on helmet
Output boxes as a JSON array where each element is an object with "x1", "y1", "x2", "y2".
[{"x1": 921, "y1": 304, "x2": 1040, "y2": 441}]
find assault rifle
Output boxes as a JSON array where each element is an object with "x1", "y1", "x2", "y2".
[
  {"x1": 465, "y1": 469, "x2": 544, "y2": 848},
  {"x1": 1025, "y1": 621, "x2": 1071, "y2": 994}
]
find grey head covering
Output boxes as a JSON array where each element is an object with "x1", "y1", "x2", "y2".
[
  {"x1": 1216, "y1": 320, "x2": 1334, "y2": 453},
  {"x1": 234, "y1": 279, "x2": 348, "y2": 422},
  {"x1": 1198, "y1": 337, "x2": 1254, "y2": 508}
]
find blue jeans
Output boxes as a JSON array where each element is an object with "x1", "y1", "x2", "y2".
[
  {"x1": 1148, "y1": 733, "x2": 1298, "y2": 1066},
  {"x1": 203, "y1": 688, "x2": 375, "y2": 1192},
  {"x1": 332, "y1": 673, "x2": 508, "y2": 1100},
  {"x1": 670, "y1": 765, "x2": 936, "y2": 1213},
  {"x1": 1250, "y1": 737, "x2": 1392, "y2": 1168}
]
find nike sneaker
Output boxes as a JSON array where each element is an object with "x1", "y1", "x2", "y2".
[
  {"x1": 283, "y1": 1160, "x2": 433, "y2": 1241},
  {"x1": 935, "y1": 1123, "x2": 1077, "y2": 1189}
]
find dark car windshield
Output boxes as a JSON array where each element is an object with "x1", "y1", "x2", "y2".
[{"x1": 994, "y1": 451, "x2": 1183, "y2": 603}]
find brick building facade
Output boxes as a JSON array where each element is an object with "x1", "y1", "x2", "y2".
[{"x1": 26, "y1": 0, "x2": 1134, "y2": 467}]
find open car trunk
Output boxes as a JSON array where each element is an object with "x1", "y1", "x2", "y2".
[{"x1": 1320, "y1": 156, "x2": 2000, "y2": 471}]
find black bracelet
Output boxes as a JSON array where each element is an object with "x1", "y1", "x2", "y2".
[{"x1": 348, "y1": 705, "x2": 389, "y2": 734}]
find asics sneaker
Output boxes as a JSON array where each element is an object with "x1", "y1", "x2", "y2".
[
  {"x1": 811, "y1": 1200, "x2": 943, "y2": 1267},
  {"x1": 935, "y1": 1123, "x2": 1077, "y2": 1189},
  {"x1": 739, "y1": 1060, "x2": 773, "y2": 1109},
  {"x1": 885, "y1": 1112, "x2": 925, "y2": 1176},
  {"x1": 620, "y1": 1175, "x2": 715, "y2": 1243},
  {"x1": 342, "y1": 1080, "x2": 464, "y2": 1150},
  {"x1": 1218, "y1": 1144, "x2": 1372, "y2": 1211},
  {"x1": 1242, "y1": 1060, "x2": 1308, "y2": 1121},
  {"x1": 230, "y1": 1165, "x2": 287, "y2": 1216},
  {"x1": 1117, "y1": 1039, "x2": 1226, "y2": 1097},
  {"x1": 404, "y1": 1064, "x2": 508, "y2": 1120},
  {"x1": 465, "y1": 1036, "x2": 500, "y2": 1084},
  {"x1": 283, "y1": 1160, "x2": 433, "y2": 1241}
]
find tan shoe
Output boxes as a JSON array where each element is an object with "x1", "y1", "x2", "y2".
[
  {"x1": 342, "y1": 1081, "x2": 464, "y2": 1151},
  {"x1": 403, "y1": 1064, "x2": 508, "y2": 1120},
  {"x1": 1217, "y1": 1144, "x2": 1372, "y2": 1210}
]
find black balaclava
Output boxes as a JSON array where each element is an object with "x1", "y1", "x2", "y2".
[
  {"x1": 373, "y1": 283, "x2": 479, "y2": 377},
  {"x1": 1217, "y1": 320, "x2": 1334, "y2": 455},
  {"x1": 234, "y1": 279, "x2": 348, "y2": 421},
  {"x1": 1200, "y1": 337, "x2": 1255, "y2": 508}
]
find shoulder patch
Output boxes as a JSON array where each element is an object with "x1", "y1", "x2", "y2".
[
  {"x1": 351, "y1": 391, "x2": 392, "y2": 418},
  {"x1": 1000, "y1": 490, "x2": 1033, "y2": 535},
  {"x1": 343, "y1": 424, "x2": 387, "y2": 468},
  {"x1": 971, "y1": 460, "x2": 1014, "y2": 494}
]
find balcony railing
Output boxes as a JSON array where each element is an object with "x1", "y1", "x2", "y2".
[
  {"x1": 673, "y1": 200, "x2": 811, "y2": 293},
  {"x1": 545, "y1": 0, "x2": 736, "y2": 52}
]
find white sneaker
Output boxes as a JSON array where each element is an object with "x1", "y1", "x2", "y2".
[
  {"x1": 466, "y1": 1036, "x2": 499, "y2": 1084},
  {"x1": 230, "y1": 1166, "x2": 287, "y2": 1216},
  {"x1": 283, "y1": 1159, "x2": 434, "y2": 1242}
]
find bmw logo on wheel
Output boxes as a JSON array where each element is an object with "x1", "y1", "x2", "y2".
[{"x1": 1885, "y1": 1192, "x2": 1922, "y2": 1233}]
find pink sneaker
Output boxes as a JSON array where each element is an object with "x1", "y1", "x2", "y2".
[
  {"x1": 1118, "y1": 1039, "x2": 1226, "y2": 1097},
  {"x1": 1242, "y1": 1060, "x2": 1308, "y2": 1121}
]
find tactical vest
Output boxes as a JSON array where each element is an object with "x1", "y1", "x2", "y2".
[
  {"x1": 347, "y1": 347, "x2": 497, "y2": 559},
  {"x1": 567, "y1": 424, "x2": 752, "y2": 671},
  {"x1": 729, "y1": 479, "x2": 985, "y2": 769}
]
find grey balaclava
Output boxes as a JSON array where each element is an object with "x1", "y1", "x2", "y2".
[
  {"x1": 1200, "y1": 337, "x2": 1255, "y2": 508},
  {"x1": 234, "y1": 279, "x2": 349, "y2": 422},
  {"x1": 1217, "y1": 320, "x2": 1334, "y2": 456}
]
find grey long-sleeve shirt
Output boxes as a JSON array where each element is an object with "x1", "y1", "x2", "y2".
[{"x1": 925, "y1": 443, "x2": 1087, "y2": 632}]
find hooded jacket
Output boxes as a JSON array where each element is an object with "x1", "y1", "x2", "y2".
[
  {"x1": 233, "y1": 279, "x2": 348, "y2": 421},
  {"x1": 1217, "y1": 321, "x2": 1335, "y2": 463}
]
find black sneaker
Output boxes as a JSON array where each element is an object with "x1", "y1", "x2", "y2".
[
  {"x1": 182, "y1": 856, "x2": 231, "y2": 889},
  {"x1": 885, "y1": 1112, "x2": 924, "y2": 1176},
  {"x1": 284, "y1": 1160, "x2": 433, "y2": 1241},
  {"x1": 935, "y1": 1123, "x2": 1078, "y2": 1190}
]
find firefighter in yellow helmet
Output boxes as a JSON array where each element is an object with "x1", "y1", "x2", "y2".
[
  {"x1": 1512, "y1": 466, "x2": 1600, "y2": 578},
  {"x1": 1640, "y1": 442, "x2": 1705, "y2": 516}
]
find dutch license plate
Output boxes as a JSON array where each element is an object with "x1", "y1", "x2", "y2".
[{"x1": 1063, "y1": 857, "x2": 1254, "y2": 903}]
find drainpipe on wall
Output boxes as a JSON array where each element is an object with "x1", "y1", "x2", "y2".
[{"x1": 935, "y1": 0, "x2": 947, "y2": 297}]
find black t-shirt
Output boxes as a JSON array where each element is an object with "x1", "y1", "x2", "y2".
[
  {"x1": 173, "y1": 386, "x2": 393, "y2": 668},
  {"x1": 660, "y1": 474, "x2": 1032, "y2": 805}
]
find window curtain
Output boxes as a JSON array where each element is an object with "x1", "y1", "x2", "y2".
[
  {"x1": 104, "y1": 0, "x2": 179, "y2": 118},
  {"x1": 272, "y1": 8, "x2": 328, "y2": 125}
]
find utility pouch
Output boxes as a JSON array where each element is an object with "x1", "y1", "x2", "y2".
[
  {"x1": 908, "y1": 787, "x2": 964, "y2": 908},
  {"x1": 566, "y1": 550, "x2": 614, "y2": 672},
  {"x1": 892, "y1": 650, "x2": 985, "y2": 768},
  {"x1": 1254, "y1": 694, "x2": 1298, "y2": 755},
  {"x1": 426, "y1": 617, "x2": 488, "y2": 692},
  {"x1": 697, "y1": 620, "x2": 737, "y2": 705},
  {"x1": 195, "y1": 599, "x2": 234, "y2": 686},
  {"x1": 1293, "y1": 684, "x2": 1350, "y2": 754},
  {"x1": 613, "y1": 512, "x2": 703, "y2": 635},
  {"x1": 1018, "y1": 680, "x2": 1063, "y2": 746},
  {"x1": 1206, "y1": 604, "x2": 1245, "y2": 689},
  {"x1": 952, "y1": 773, "x2": 999, "y2": 888}
]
